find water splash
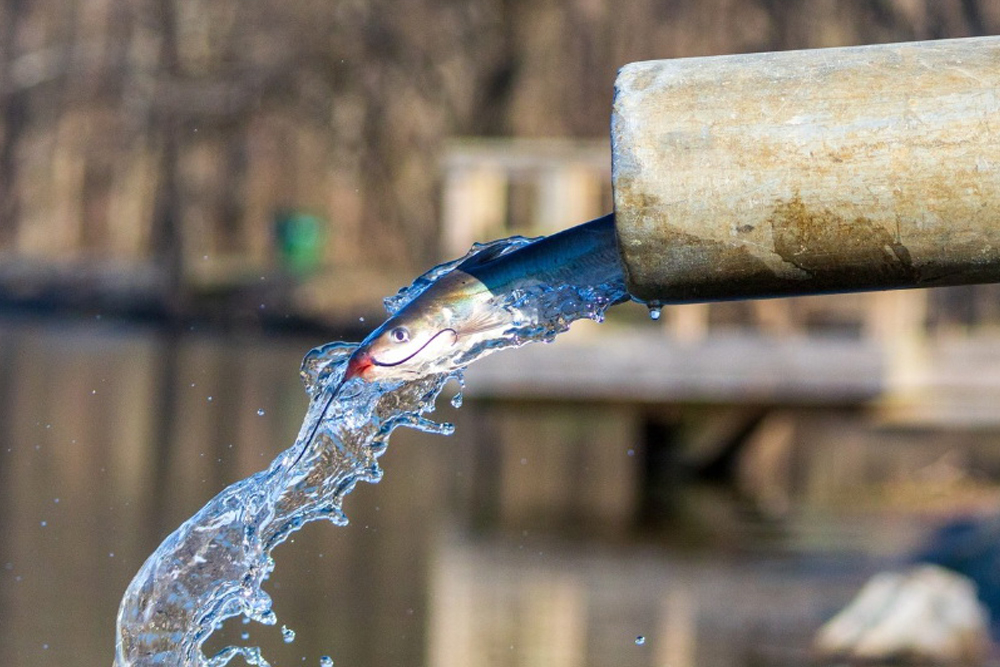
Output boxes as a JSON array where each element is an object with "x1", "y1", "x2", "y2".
[{"x1": 115, "y1": 226, "x2": 627, "y2": 666}]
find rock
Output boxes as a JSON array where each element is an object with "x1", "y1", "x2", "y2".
[{"x1": 814, "y1": 564, "x2": 990, "y2": 664}]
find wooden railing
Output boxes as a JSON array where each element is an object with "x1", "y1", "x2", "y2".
[{"x1": 440, "y1": 138, "x2": 612, "y2": 256}]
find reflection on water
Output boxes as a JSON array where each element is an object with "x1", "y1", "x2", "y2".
[{"x1": 0, "y1": 315, "x2": 990, "y2": 666}]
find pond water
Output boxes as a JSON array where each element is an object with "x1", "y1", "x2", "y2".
[{"x1": 0, "y1": 313, "x2": 957, "y2": 667}]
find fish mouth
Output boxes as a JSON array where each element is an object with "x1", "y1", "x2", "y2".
[
  {"x1": 371, "y1": 327, "x2": 458, "y2": 368},
  {"x1": 344, "y1": 351, "x2": 374, "y2": 380}
]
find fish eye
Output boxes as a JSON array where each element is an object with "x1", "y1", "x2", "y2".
[{"x1": 389, "y1": 326, "x2": 410, "y2": 343}]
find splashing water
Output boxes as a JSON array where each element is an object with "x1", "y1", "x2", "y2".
[{"x1": 114, "y1": 227, "x2": 627, "y2": 666}]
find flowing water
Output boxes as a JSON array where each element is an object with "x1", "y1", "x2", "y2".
[{"x1": 114, "y1": 232, "x2": 628, "y2": 666}]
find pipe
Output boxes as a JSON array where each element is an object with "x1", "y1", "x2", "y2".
[{"x1": 611, "y1": 36, "x2": 1000, "y2": 303}]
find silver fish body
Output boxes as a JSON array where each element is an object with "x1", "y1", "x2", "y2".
[{"x1": 346, "y1": 213, "x2": 624, "y2": 381}]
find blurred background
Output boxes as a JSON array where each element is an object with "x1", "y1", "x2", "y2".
[{"x1": 4, "y1": 1, "x2": 1000, "y2": 665}]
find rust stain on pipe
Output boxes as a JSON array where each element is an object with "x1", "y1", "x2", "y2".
[
  {"x1": 770, "y1": 196, "x2": 918, "y2": 287},
  {"x1": 612, "y1": 37, "x2": 1000, "y2": 302}
]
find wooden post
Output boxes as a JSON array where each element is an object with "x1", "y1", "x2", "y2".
[{"x1": 441, "y1": 165, "x2": 508, "y2": 257}]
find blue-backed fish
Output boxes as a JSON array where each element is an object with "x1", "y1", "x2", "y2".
[
  {"x1": 344, "y1": 213, "x2": 624, "y2": 382},
  {"x1": 288, "y1": 213, "x2": 625, "y2": 468}
]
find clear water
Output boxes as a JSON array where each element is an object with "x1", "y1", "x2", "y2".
[{"x1": 114, "y1": 233, "x2": 627, "y2": 666}]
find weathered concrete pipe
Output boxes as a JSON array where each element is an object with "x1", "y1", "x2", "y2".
[{"x1": 611, "y1": 36, "x2": 1000, "y2": 303}]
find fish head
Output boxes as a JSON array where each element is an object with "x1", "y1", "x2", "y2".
[
  {"x1": 345, "y1": 270, "x2": 505, "y2": 382},
  {"x1": 344, "y1": 313, "x2": 459, "y2": 382}
]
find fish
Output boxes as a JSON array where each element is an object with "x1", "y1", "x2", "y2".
[
  {"x1": 287, "y1": 213, "x2": 624, "y2": 469},
  {"x1": 343, "y1": 212, "x2": 624, "y2": 382}
]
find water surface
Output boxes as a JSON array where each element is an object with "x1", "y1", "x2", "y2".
[{"x1": 0, "y1": 313, "x2": 953, "y2": 667}]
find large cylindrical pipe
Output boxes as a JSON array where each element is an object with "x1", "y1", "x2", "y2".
[{"x1": 611, "y1": 36, "x2": 1000, "y2": 303}]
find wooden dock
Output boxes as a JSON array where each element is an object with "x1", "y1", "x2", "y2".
[
  {"x1": 464, "y1": 317, "x2": 1000, "y2": 428},
  {"x1": 465, "y1": 324, "x2": 885, "y2": 404}
]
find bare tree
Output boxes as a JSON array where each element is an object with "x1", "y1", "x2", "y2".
[{"x1": 1, "y1": 0, "x2": 998, "y2": 298}]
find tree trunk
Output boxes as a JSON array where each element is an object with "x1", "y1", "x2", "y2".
[{"x1": 0, "y1": 0, "x2": 27, "y2": 249}]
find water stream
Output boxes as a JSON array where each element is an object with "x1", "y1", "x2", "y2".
[{"x1": 114, "y1": 224, "x2": 628, "y2": 666}]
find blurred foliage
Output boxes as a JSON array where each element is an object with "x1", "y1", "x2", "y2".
[{"x1": 0, "y1": 0, "x2": 997, "y2": 275}]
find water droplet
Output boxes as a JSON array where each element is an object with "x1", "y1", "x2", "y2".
[
  {"x1": 635, "y1": 635, "x2": 646, "y2": 646},
  {"x1": 207, "y1": 396, "x2": 213, "y2": 402},
  {"x1": 450, "y1": 374, "x2": 466, "y2": 408},
  {"x1": 648, "y1": 305, "x2": 661, "y2": 321},
  {"x1": 320, "y1": 657, "x2": 334, "y2": 667},
  {"x1": 109, "y1": 552, "x2": 115, "y2": 558},
  {"x1": 42, "y1": 643, "x2": 49, "y2": 650},
  {"x1": 281, "y1": 625, "x2": 295, "y2": 643},
  {"x1": 627, "y1": 448, "x2": 635, "y2": 457},
  {"x1": 40, "y1": 521, "x2": 47, "y2": 527},
  {"x1": 53, "y1": 498, "x2": 59, "y2": 503},
  {"x1": 359, "y1": 316, "x2": 365, "y2": 322},
  {"x1": 241, "y1": 632, "x2": 249, "y2": 640},
  {"x1": 257, "y1": 409, "x2": 265, "y2": 416}
]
